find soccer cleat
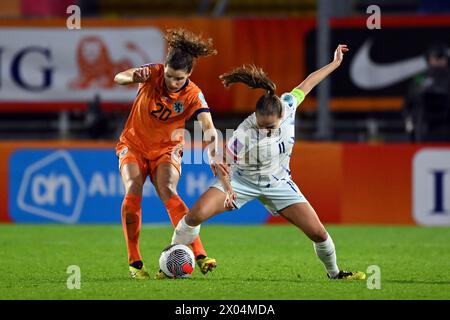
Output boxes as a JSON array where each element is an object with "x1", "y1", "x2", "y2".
[
  {"x1": 129, "y1": 265, "x2": 150, "y2": 280},
  {"x1": 328, "y1": 270, "x2": 366, "y2": 280},
  {"x1": 196, "y1": 256, "x2": 217, "y2": 275},
  {"x1": 155, "y1": 269, "x2": 170, "y2": 280}
]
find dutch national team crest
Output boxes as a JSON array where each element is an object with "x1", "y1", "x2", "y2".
[{"x1": 173, "y1": 101, "x2": 184, "y2": 113}]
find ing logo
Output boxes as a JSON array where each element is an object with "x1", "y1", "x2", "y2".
[{"x1": 15, "y1": 150, "x2": 87, "y2": 223}]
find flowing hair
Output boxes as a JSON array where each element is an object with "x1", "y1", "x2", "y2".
[
  {"x1": 220, "y1": 64, "x2": 282, "y2": 117},
  {"x1": 219, "y1": 64, "x2": 276, "y2": 95},
  {"x1": 164, "y1": 28, "x2": 217, "y2": 72}
]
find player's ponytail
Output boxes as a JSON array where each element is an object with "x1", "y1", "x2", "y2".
[
  {"x1": 165, "y1": 28, "x2": 217, "y2": 72},
  {"x1": 220, "y1": 65, "x2": 282, "y2": 117}
]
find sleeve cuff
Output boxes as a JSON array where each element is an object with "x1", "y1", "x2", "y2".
[{"x1": 194, "y1": 108, "x2": 210, "y2": 120}]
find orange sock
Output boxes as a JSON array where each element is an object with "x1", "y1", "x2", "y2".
[
  {"x1": 165, "y1": 195, "x2": 207, "y2": 258},
  {"x1": 121, "y1": 194, "x2": 142, "y2": 265}
]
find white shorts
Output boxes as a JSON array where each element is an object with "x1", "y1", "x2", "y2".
[{"x1": 211, "y1": 174, "x2": 308, "y2": 216}]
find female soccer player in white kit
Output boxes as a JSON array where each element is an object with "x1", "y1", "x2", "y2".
[{"x1": 171, "y1": 44, "x2": 366, "y2": 280}]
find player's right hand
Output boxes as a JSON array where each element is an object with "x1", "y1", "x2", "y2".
[{"x1": 132, "y1": 67, "x2": 151, "y2": 83}]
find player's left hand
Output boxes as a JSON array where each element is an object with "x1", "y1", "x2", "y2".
[
  {"x1": 333, "y1": 44, "x2": 349, "y2": 65},
  {"x1": 224, "y1": 189, "x2": 237, "y2": 210}
]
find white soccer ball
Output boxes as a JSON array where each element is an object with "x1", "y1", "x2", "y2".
[{"x1": 159, "y1": 244, "x2": 195, "y2": 278}]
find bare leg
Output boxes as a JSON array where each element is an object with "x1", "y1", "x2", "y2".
[
  {"x1": 186, "y1": 187, "x2": 230, "y2": 226},
  {"x1": 153, "y1": 162, "x2": 180, "y2": 203},
  {"x1": 278, "y1": 202, "x2": 327, "y2": 242},
  {"x1": 279, "y1": 202, "x2": 340, "y2": 277},
  {"x1": 172, "y1": 187, "x2": 230, "y2": 245}
]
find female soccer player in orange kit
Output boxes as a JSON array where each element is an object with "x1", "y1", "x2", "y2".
[{"x1": 114, "y1": 29, "x2": 221, "y2": 279}]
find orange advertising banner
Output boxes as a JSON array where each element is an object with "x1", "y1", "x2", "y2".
[
  {"x1": 269, "y1": 142, "x2": 450, "y2": 225},
  {"x1": 0, "y1": 18, "x2": 308, "y2": 114},
  {"x1": 3, "y1": 16, "x2": 450, "y2": 113}
]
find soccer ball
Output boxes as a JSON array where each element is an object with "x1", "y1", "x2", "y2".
[{"x1": 159, "y1": 244, "x2": 195, "y2": 278}]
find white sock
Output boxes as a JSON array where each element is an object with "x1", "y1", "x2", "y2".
[
  {"x1": 171, "y1": 216, "x2": 200, "y2": 245},
  {"x1": 313, "y1": 234, "x2": 340, "y2": 278}
]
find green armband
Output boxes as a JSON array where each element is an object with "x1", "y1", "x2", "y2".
[{"x1": 291, "y1": 88, "x2": 305, "y2": 106}]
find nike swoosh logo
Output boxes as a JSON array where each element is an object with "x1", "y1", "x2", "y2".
[{"x1": 350, "y1": 39, "x2": 428, "y2": 90}]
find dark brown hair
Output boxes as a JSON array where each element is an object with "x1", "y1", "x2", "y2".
[
  {"x1": 164, "y1": 28, "x2": 217, "y2": 73},
  {"x1": 220, "y1": 64, "x2": 282, "y2": 117}
]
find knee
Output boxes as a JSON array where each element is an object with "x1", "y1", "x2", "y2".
[
  {"x1": 310, "y1": 229, "x2": 328, "y2": 243},
  {"x1": 158, "y1": 185, "x2": 178, "y2": 202},
  {"x1": 124, "y1": 179, "x2": 143, "y2": 196},
  {"x1": 185, "y1": 212, "x2": 203, "y2": 227}
]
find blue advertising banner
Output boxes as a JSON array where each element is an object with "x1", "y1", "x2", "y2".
[{"x1": 8, "y1": 149, "x2": 269, "y2": 224}]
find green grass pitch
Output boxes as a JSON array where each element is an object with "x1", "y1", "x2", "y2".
[{"x1": 0, "y1": 224, "x2": 449, "y2": 300}]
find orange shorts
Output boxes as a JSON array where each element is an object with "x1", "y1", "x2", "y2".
[{"x1": 116, "y1": 142, "x2": 182, "y2": 181}]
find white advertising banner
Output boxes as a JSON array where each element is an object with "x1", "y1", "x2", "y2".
[
  {"x1": 413, "y1": 149, "x2": 450, "y2": 226},
  {"x1": 0, "y1": 27, "x2": 165, "y2": 102}
]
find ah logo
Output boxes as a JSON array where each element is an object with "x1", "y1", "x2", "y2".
[
  {"x1": 14, "y1": 150, "x2": 87, "y2": 223},
  {"x1": 413, "y1": 149, "x2": 450, "y2": 226}
]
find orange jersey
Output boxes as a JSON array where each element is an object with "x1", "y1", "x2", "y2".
[{"x1": 118, "y1": 63, "x2": 209, "y2": 160}]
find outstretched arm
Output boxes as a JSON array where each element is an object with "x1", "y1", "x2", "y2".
[
  {"x1": 114, "y1": 67, "x2": 151, "y2": 85},
  {"x1": 296, "y1": 44, "x2": 349, "y2": 96}
]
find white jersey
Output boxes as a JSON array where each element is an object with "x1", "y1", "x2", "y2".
[{"x1": 226, "y1": 89, "x2": 305, "y2": 187}]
